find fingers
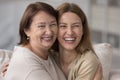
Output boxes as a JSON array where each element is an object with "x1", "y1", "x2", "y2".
[{"x1": 1, "y1": 61, "x2": 10, "y2": 77}]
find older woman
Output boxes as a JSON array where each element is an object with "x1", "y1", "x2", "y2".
[
  {"x1": 4, "y1": 2, "x2": 66, "y2": 80},
  {"x1": 2, "y1": 2, "x2": 102, "y2": 80}
]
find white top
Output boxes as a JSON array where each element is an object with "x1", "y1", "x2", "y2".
[{"x1": 4, "y1": 46, "x2": 66, "y2": 80}]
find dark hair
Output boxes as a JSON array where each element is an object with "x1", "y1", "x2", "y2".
[
  {"x1": 19, "y1": 2, "x2": 58, "y2": 45},
  {"x1": 52, "y1": 3, "x2": 94, "y2": 54}
]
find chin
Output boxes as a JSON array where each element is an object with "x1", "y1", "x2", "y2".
[
  {"x1": 44, "y1": 45, "x2": 52, "y2": 49},
  {"x1": 65, "y1": 47, "x2": 75, "y2": 51}
]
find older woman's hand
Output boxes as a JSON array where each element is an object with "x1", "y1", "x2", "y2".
[{"x1": 1, "y1": 61, "x2": 10, "y2": 77}]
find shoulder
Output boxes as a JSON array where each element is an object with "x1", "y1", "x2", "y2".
[
  {"x1": 76, "y1": 50, "x2": 99, "y2": 74},
  {"x1": 82, "y1": 50, "x2": 99, "y2": 64},
  {"x1": 68, "y1": 50, "x2": 100, "y2": 80},
  {"x1": 10, "y1": 46, "x2": 45, "y2": 69},
  {"x1": 70, "y1": 50, "x2": 100, "y2": 74}
]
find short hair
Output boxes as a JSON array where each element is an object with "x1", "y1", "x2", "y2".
[
  {"x1": 19, "y1": 2, "x2": 58, "y2": 45},
  {"x1": 52, "y1": 3, "x2": 94, "y2": 54}
]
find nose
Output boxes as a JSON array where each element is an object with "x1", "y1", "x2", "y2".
[
  {"x1": 66, "y1": 27, "x2": 73, "y2": 35},
  {"x1": 45, "y1": 26, "x2": 52, "y2": 35}
]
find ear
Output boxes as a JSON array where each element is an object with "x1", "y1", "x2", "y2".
[{"x1": 24, "y1": 28, "x2": 30, "y2": 37}]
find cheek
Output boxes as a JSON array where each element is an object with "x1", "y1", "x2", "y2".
[
  {"x1": 32, "y1": 30, "x2": 42, "y2": 38},
  {"x1": 78, "y1": 31, "x2": 83, "y2": 36},
  {"x1": 32, "y1": 32, "x2": 39, "y2": 40},
  {"x1": 58, "y1": 30, "x2": 64, "y2": 43},
  {"x1": 76, "y1": 28, "x2": 83, "y2": 36},
  {"x1": 58, "y1": 29, "x2": 64, "y2": 38},
  {"x1": 75, "y1": 29, "x2": 83, "y2": 42},
  {"x1": 53, "y1": 27, "x2": 58, "y2": 34}
]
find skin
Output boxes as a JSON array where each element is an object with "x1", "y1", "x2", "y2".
[
  {"x1": 58, "y1": 12, "x2": 103, "y2": 80},
  {"x1": 94, "y1": 64, "x2": 103, "y2": 80},
  {"x1": 1, "y1": 61, "x2": 103, "y2": 80},
  {"x1": 24, "y1": 11, "x2": 58, "y2": 60},
  {"x1": 58, "y1": 12, "x2": 83, "y2": 51},
  {"x1": 1, "y1": 61, "x2": 9, "y2": 76},
  {"x1": 1, "y1": 11, "x2": 102, "y2": 80},
  {"x1": 58, "y1": 12, "x2": 83, "y2": 77}
]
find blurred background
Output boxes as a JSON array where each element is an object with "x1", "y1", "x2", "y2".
[{"x1": 0, "y1": 0, "x2": 120, "y2": 70}]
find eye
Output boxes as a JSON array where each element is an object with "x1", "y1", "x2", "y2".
[
  {"x1": 38, "y1": 25, "x2": 45, "y2": 28},
  {"x1": 59, "y1": 25, "x2": 67, "y2": 28},
  {"x1": 73, "y1": 24, "x2": 80, "y2": 27},
  {"x1": 50, "y1": 23, "x2": 57, "y2": 27}
]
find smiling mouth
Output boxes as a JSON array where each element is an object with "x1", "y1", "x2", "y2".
[
  {"x1": 64, "y1": 37, "x2": 76, "y2": 43},
  {"x1": 41, "y1": 36, "x2": 53, "y2": 41}
]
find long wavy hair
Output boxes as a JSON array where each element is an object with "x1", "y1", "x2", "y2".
[{"x1": 52, "y1": 2, "x2": 94, "y2": 54}]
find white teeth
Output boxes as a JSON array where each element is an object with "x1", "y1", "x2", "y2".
[
  {"x1": 64, "y1": 38, "x2": 75, "y2": 41},
  {"x1": 42, "y1": 37, "x2": 52, "y2": 40}
]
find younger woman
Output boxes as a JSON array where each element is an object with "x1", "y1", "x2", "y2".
[{"x1": 52, "y1": 2, "x2": 103, "y2": 80}]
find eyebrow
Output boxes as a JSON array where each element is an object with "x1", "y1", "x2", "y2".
[
  {"x1": 50, "y1": 20, "x2": 57, "y2": 23},
  {"x1": 72, "y1": 22, "x2": 82, "y2": 25},
  {"x1": 59, "y1": 22, "x2": 81, "y2": 25},
  {"x1": 35, "y1": 20, "x2": 57, "y2": 25},
  {"x1": 38, "y1": 22, "x2": 45, "y2": 24},
  {"x1": 50, "y1": 21, "x2": 57, "y2": 25},
  {"x1": 34, "y1": 22, "x2": 46, "y2": 25},
  {"x1": 59, "y1": 23, "x2": 67, "y2": 25}
]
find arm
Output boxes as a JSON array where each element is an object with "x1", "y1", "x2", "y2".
[
  {"x1": 76, "y1": 59, "x2": 99, "y2": 80},
  {"x1": 26, "y1": 69, "x2": 53, "y2": 80},
  {"x1": 69, "y1": 51, "x2": 100, "y2": 80},
  {"x1": 2, "y1": 54, "x2": 103, "y2": 80},
  {"x1": 94, "y1": 63, "x2": 103, "y2": 80},
  {"x1": 1, "y1": 62, "x2": 53, "y2": 80},
  {"x1": 3, "y1": 62, "x2": 54, "y2": 80}
]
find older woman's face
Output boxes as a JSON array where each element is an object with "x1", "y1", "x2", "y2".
[
  {"x1": 25, "y1": 11, "x2": 58, "y2": 50},
  {"x1": 58, "y1": 12, "x2": 83, "y2": 50}
]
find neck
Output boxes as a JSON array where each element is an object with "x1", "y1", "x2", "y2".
[
  {"x1": 25, "y1": 44, "x2": 49, "y2": 60},
  {"x1": 59, "y1": 47, "x2": 77, "y2": 65},
  {"x1": 59, "y1": 46, "x2": 77, "y2": 78}
]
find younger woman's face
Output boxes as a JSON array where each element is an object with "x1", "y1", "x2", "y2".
[{"x1": 58, "y1": 12, "x2": 83, "y2": 51}]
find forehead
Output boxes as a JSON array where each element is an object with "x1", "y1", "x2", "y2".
[
  {"x1": 32, "y1": 11, "x2": 56, "y2": 22},
  {"x1": 59, "y1": 12, "x2": 81, "y2": 23}
]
